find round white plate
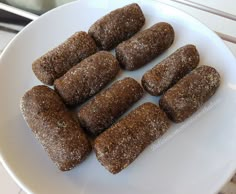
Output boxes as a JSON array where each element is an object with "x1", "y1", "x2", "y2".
[{"x1": 1, "y1": 0, "x2": 236, "y2": 194}]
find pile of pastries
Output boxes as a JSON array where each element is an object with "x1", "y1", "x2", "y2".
[{"x1": 20, "y1": 3, "x2": 220, "y2": 174}]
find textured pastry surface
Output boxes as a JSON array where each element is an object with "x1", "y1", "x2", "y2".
[
  {"x1": 78, "y1": 77, "x2": 144, "y2": 136},
  {"x1": 32, "y1": 32, "x2": 97, "y2": 85},
  {"x1": 159, "y1": 65, "x2": 220, "y2": 122},
  {"x1": 94, "y1": 102, "x2": 170, "y2": 174},
  {"x1": 54, "y1": 51, "x2": 120, "y2": 106},
  {"x1": 115, "y1": 22, "x2": 174, "y2": 70},
  {"x1": 20, "y1": 85, "x2": 91, "y2": 171},
  {"x1": 89, "y1": 3, "x2": 145, "y2": 50},
  {"x1": 142, "y1": 44, "x2": 199, "y2": 96}
]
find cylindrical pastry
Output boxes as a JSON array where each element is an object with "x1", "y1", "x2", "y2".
[
  {"x1": 94, "y1": 102, "x2": 170, "y2": 174},
  {"x1": 78, "y1": 77, "x2": 144, "y2": 136},
  {"x1": 142, "y1": 44, "x2": 200, "y2": 95},
  {"x1": 159, "y1": 65, "x2": 220, "y2": 122},
  {"x1": 20, "y1": 85, "x2": 91, "y2": 171},
  {"x1": 32, "y1": 31, "x2": 97, "y2": 85},
  {"x1": 88, "y1": 3, "x2": 145, "y2": 50},
  {"x1": 54, "y1": 51, "x2": 120, "y2": 106},
  {"x1": 115, "y1": 22, "x2": 175, "y2": 70}
]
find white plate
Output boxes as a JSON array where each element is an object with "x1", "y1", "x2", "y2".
[{"x1": 1, "y1": 0, "x2": 236, "y2": 194}]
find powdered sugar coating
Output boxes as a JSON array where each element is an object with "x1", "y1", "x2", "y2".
[
  {"x1": 88, "y1": 3, "x2": 145, "y2": 50},
  {"x1": 94, "y1": 102, "x2": 170, "y2": 174},
  {"x1": 20, "y1": 85, "x2": 91, "y2": 171},
  {"x1": 78, "y1": 77, "x2": 144, "y2": 136},
  {"x1": 142, "y1": 44, "x2": 199, "y2": 96},
  {"x1": 32, "y1": 31, "x2": 97, "y2": 85},
  {"x1": 54, "y1": 51, "x2": 120, "y2": 106},
  {"x1": 115, "y1": 22, "x2": 175, "y2": 70},
  {"x1": 159, "y1": 65, "x2": 221, "y2": 122}
]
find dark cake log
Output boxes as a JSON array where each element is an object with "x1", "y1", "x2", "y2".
[
  {"x1": 32, "y1": 31, "x2": 97, "y2": 85},
  {"x1": 78, "y1": 77, "x2": 144, "y2": 136},
  {"x1": 20, "y1": 85, "x2": 91, "y2": 171},
  {"x1": 54, "y1": 51, "x2": 120, "y2": 106},
  {"x1": 88, "y1": 3, "x2": 145, "y2": 50},
  {"x1": 115, "y1": 22, "x2": 174, "y2": 70},
  {"x1": 94, "y1": 102, "x2": 170, "y2": 174},
  {"x1": 142, "y1": 44, "x2": 199, "y2": 95},
  {"x1": 159, "y1": 65, "x2": 220, "y2": 122}
]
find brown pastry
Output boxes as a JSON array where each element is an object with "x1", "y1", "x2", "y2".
[
  {"x1": 32, "y1": 31, "x2": 97, "y2": 85},
  {"x1": 94, "y1": 102, "x2": 170, "y2": 174},
  {"x1": 20, "y1": 85, "x2": 91, "y2": 171},
  {"x1": 142, "y1": 44, "x2": 200, "y2": 95},
  {"x1": 115, "y1": 22, "x2": 175, "y2": 70},
  {"x1": 54, "y1": 51, "x2": 120, "y2": 106},
  {"x1": 88, "y1": 3, "x2": 145, "y2": 50},
  {"x1": 78, "y1": 77, "x2": 144, "y2": 136},
  {"x1": 159, "y1": 65, "x2": 221, "y2": 122}
]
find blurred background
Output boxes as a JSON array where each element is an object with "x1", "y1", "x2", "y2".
[{"x1": 0, "y1": 0, "x2": 74, "y2": 14}]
